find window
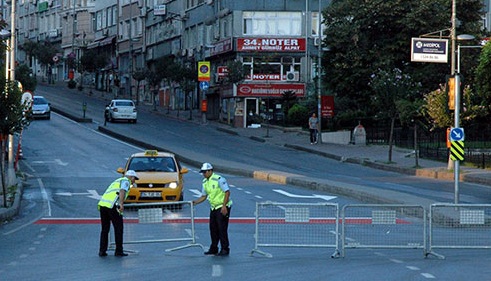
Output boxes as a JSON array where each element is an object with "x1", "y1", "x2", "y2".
[
  {"x1": 243, "y1": 11, "x2": 302, "y2": 36},
  {"x1": 242, "y1": 56, "x2": 302, "y2": 81}
]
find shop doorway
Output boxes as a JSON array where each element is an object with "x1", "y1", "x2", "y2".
[{"x1": 245, "y1": 98, "x2": 258, "y2": 127}]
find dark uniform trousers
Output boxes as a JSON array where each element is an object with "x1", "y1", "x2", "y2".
[
  {"x1": 99, "y1": 206, "x2": 124, "y2": 254},
  {"x1": 208, "y1": 206, "x2": 231, "y2": 252}
]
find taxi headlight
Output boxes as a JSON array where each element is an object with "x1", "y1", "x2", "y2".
[{"x1": 168, "y1": 182, "x2": 178, "y2": 189}]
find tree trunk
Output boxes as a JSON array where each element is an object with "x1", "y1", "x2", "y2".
[
  {"x1": 414, "y1": 123, "x2": 419, "y2": 167},
  {"x1": 1, "y1": 139, "x2": 7, "y2": 208}
]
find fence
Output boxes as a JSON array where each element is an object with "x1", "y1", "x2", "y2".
[
  {"x1": 341, "y1": 204, "x2": 427, "y2": 257},
  {"x1": 428, "y1": 203, "x2": 491, "y2": 259},
  {"x1": 250, "y1": 202, "x2": 340, "y2": 258},
  {"x1": 109, "y1": 201, "x2": 204, "y2": 253}
]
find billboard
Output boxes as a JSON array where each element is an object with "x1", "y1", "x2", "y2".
[{"x1": 411, "y1": 38, "x2": 448, "y2": 63}]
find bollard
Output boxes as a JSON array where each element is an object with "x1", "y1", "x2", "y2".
[{"x1": 82, "y1": 101, "x2": 87, "y2": 118}]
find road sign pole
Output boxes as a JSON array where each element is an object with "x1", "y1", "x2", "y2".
[{"x1": 454, "y1": 74, "x2": 461, "y2": 204}]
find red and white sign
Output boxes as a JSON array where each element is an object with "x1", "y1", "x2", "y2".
[
  {"x1": 217, "y1": 66, "x2": 228, "y2": 78},
  {"x1": 210, "y1": 38, "x2": 233, "y2": 56},
  {"x1": 245, "y1": 73, "x2": 282, "y2": 81},
  {"x1": 237, "y1": 38, "x2": 306, "y2": 52},
  {"x1": 237, "y1": 83, "x2": 305, "y2": 97}
]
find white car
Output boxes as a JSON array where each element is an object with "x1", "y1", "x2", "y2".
[
  {"x1": 32, "y1": 96, "x2": 51, "y2": 120},
  {"x1": 104, "y1": 99, "x2": 137, "y2": 123}
]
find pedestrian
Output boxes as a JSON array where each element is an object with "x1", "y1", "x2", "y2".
[
  {"x1": 193, "y1": 163, "x2": 233, "y2": 256},
  {"x1": 98, "y1": 170, "x2": 139, "y2": 257},
  {"x1": 309, "y1": 112, "x2": 319, "y2": 144}
]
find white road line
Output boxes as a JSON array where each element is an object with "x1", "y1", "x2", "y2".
[
  {"x1": 406, "y1": 266, "x2": 420, "y2": 271},
  {"x1": 255, "y1": 195, "x2": 263, "y2": 199},
  {"x1": 389, "y1": 258, "x2": 403, "y2": 264},
  {"x1": 38, "y1": 178, "x2": 51, "y2": 217},
  {"x1": 421, "y1": 273, "x2": 436, "y2": 279}
]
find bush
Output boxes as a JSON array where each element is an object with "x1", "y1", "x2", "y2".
[
  {"x1": 67, "y1": 79, "x2": 76, "y2": 89},
  {"x1": 287, "y1": 104, "x2": 310, "y2": 127}
]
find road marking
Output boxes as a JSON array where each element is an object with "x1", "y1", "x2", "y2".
[
  {"x1": 32, "y1": 159, "x2": 68, "y2": 166},
  {"x1": 421, "y1": 273, "x2": 436, "y2": 279},
  {"x1": 189, "y1": 189, "x2": 202, "y2": 197},
  {"x1": 55, "y1": 189, "x2": 101, "y2": 200},
  {"x1": 273, "y1": 189, "x2": 337, "y2": 201}
]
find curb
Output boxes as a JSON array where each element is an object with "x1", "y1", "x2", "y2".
[{"x1": 0, "y1": 181, "x2": 23, "y2": 222}]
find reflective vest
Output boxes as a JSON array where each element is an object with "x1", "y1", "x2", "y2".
[
  {"x1": 98, "y1": 177, "x2": 130, "y2": 209},
  {"x1": 203, "y1": 173, "x2": 232, "y2": 210}
]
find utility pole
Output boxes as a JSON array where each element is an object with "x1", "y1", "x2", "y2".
[
  {"x1": 128, "y1": 1, "x2": 133, "y2": 100},
  {"x1": 450, "y1": 0, "x2": 460, "y2": 204},
  {"x1": 7, "y1": 0, "x2": 17, "y2": 186}
]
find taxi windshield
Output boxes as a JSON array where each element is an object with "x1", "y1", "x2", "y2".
[{"x1": 128, "y1": 157, "x2": 176, "y2": 172}]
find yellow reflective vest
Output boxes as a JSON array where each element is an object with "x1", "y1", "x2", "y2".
[
  {"x1": 98, "y1": 177, "x2": 130, "y2": 209},
  {"x1": 203, "y1": 173, "x2": 232, "y2": 210}
]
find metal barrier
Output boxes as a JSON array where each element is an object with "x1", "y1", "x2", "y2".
[
  {"x1": 250, "y1": 202, "x2": 340, "y2": 258},
  {"x1": 341, "y1": 204, "x2": 427, "y2": 257},
  {"x1": 428, "y1": 203, "x2": 491, "y2": 259},
  {"x1": 109, "y1": 201, "x2": 204, "y2": 253}
]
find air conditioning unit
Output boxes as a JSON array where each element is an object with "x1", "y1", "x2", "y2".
[
  {"x1": 314, "y1": 37, "x2": 320, "y2": 46},
  {"x1": 102, "y1": 29, "x2": 108, "y2": 36},
  {"x1": 286, "y1": 71, "x2": 299, "y2": 82}
]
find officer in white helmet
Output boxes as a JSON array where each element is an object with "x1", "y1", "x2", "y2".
[
  {"x1": 193, "y1": 163, "x2": 233, "y2": 256},
  {"x1": 97, "y1": 170, "x2": 138, "y2": 257}
]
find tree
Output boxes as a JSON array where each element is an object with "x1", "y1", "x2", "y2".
[
  {"x1": 0, "y1": 82, "x2": 30, "y2": 207},
  {"x1": 15, "y1": 64, "x2": 37, "y2": 91},
  {"x1": 322, "y1": 0, "x2": 483, "y2": 127},
  {"x1": 369, "y1": 68, "x2": 420, "y2": 162},
  {"x1": 132, "y1": 68, "x2": 148, "y2": 105},
  {"x1": 474, "y1": 41, "x2": 491, "y2": 114}
]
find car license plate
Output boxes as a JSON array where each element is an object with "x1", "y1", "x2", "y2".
[{"x1": 140, "y1": 192, "x2": 161, "y2": 198}]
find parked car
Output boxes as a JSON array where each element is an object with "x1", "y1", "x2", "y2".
[
  {"x1": 104, "y1": 99, "x2": 137, "y2": 123},
  {"x1": 32, "y1": 96, "x2": 51, "y2": 120},
  {"x1": 118, "y1": 150, "x2": 188, "y2": 203}
]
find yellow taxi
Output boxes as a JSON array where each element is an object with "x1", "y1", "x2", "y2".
[{"x1": 119, "y1": 150, "x2": 188, "y2": 203}]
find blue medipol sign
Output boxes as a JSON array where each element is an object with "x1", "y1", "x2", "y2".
[{"x1": 411, "y1": 38, "x2": 448, "y2": 63}]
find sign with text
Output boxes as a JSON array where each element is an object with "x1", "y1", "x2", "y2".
[
  {"x1": 237, "y1": 83, "x2": 305, "y2": 97},
  {"x1": 321, "y1": 95, "x2": 334, "y2": 118},
  {"x1": 411, "y1": 38, "x2": 448, "y2": 63},
  {"x1": 237, "y1": 38, "x2": 306, "y2": 52}
]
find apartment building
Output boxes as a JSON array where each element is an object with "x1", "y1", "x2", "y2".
[{"x1": 8, "y1": 0, "x2": 491, "y2": 127}]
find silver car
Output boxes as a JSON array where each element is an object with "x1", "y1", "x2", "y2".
[
  {"x1": 32, "y1": 96, "x2": 51, "y2": 120},
  {"x1": 104, "y1": 99, "x2": 137, "y2": 123}
]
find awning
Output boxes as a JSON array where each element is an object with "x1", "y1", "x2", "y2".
[{"x1": 86, "y1": 35, "x2": 116, "y2": 49}]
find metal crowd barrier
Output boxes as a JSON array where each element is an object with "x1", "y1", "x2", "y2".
[
  {"x1": 109, "y1": 201, "x2": 204, "y2": 253},
  {"x1": 427, "y1": 203, "x2": 491, "y2": 259},
  {"x1": 341, "y1": 204, "x2": 427, "y2": 257},
  {"x1": 250, "y1": 202, "x2": 340, "y2": 258}
]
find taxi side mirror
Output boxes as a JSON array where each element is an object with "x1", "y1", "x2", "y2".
[
  {"x1": 180, "y1": 167, "x2": 189, "y2": 174},
  {"x1": 116, "y1": 167, "x2": 125, "y2": 174}
]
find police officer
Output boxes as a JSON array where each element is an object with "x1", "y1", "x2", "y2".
[
  {"x1": 98, "y1": 170, "x2": 138, "y2": 257},
  {"x1": 193, "y1": 163, "x2": 232, "y2": 256}
]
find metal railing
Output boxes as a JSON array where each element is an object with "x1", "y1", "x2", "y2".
[
  {"x1": 250, "y1": 202, "x2": 340, "y2": 258},
  {"x1": 341, "y1": 204, "x2": 427, "y2": 257},
  {"x1": 109, "y1": 201, "x2": 204, "y2": 253}
]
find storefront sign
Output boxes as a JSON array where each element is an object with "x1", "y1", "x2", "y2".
[
  {"x1": 237, "y1": 83, "x2": 305, "y2": 97},
  {"x1": 210, "y1": 38, "x2": 233, "y2": 56},
  {"x1": 245, "y1": 73, "x2": 282, "y2": 81},
  {"x1": 217, "y1": 66, "x2": 228, "y2": 78},
  {"x1": 237, "y1": 38, "x2": 306, "y2": 52}
]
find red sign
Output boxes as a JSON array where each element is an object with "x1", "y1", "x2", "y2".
[
  {"x1": 210, "y1": 38, "x2": 233, "y2": 56},
  {"x1": 237, "y1": 38, "x2": 306, "y2": 52},
  {"x1": 321, "y1": 96, "x2": 334, "y2": 118},
  {"x1": 217, "y1": 66, "x2": 228, "y2": 78},
  {"x1": 237, "y1": 83, "x2": 305, "y2": 97},
  {"x1": 201, "y1": 100, "x2": 208, "y2": 112}
]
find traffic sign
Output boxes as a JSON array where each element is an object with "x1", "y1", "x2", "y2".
[
  {"x1": 450, "y1": 127, "x2": 465, "y2": 141},
  {"x1": 450, "y1": 141, "x2": 464, "y2": 161},
  {"x1": 199, "y1": 81, "x2": 209, "y2": 90}
]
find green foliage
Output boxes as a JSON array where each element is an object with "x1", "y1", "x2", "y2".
[
  {"x1": 0, "y1": 81, "x2": 30, "y2": 137},
  {"x1": 15, "y1": 64, "x2": 37, "y2": 92},
  {"x1": 80, "y1": 50, "x2": 108, "y2": 73},
  {"x1": 323, "y1": 0, "x2": 483, "y2": 123},
  {"x1": 67, "y1": 79, "x2": 76, "y2": 89},
  {"x1": 281, "y1": 90, "x2": 297, "y2": 122},
  {"x1": 287, "y1": 104, "x2": 310, "y2": 127},
  {"x1": 224, "y1": 60, "x2": 247, "y2": 84},
  {"x1": 475, "y1": 41, "x2": 491, "y2": 107}
]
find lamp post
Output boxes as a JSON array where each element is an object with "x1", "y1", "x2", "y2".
[
  {"x1": 6, "y1": 0, "x2": 16, "y2": 186},
  {"x1": 316, "y1": 0, "x2": 322, "y2": 144}
]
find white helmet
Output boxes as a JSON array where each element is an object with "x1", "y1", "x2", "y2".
[{"x1": 199, "y1": 162, "x2": 213, "y2": 173}]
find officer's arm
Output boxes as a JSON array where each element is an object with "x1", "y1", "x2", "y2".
[
  {"x1": 193, "y1": 195, "x2": 207, "y2": 205},
  {"x1": 118, "y1": 189, "x2": 126, "y2": 212},
  {"x1": 220, "y1": 191, "x2": 230, "y2": 215}
]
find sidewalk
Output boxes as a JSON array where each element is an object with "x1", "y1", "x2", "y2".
[{"x1": 59, "y1": 82, "x2": 491, "y2": 187}]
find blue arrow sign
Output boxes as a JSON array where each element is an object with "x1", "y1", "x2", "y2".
[
  {"x1": 199, "y1": 81, "x2": 209, "y2": 90},
  {"x1": 450, "y1": 127, "x2": 465, "y2": 141}
]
